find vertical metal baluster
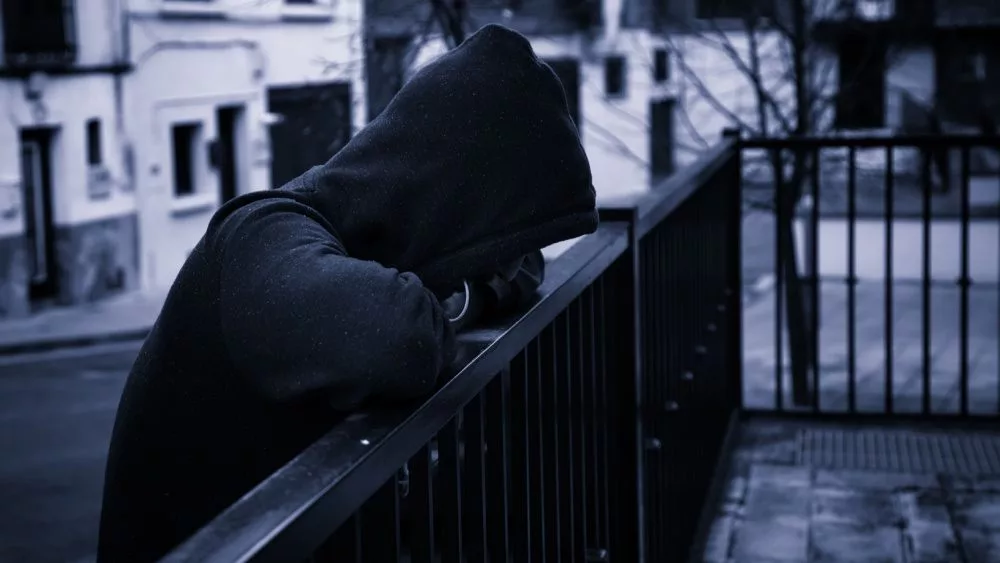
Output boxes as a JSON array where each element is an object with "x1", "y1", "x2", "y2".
[
  {"x1": 847, "y1": 145, "x2": 858, "y2": 413},
  {"x1": 885, "y1": 144, "x2": 895, "y2": 414},
  {"x1": 572, "y1": 300, "x2": 589, "y2": 557},
  {"x1": 439, "y1": 419, "x2": 464, "y2": 563},
  {"x1": 596, "y1": 276, "x2": 612, "y2": 555},
  {"x1": 582, "y1": 292, "x2": 597, "y2": 556},
  {"x1": 485, "y1": 368, "x2": 512, "y2": 563},
  {"x1": 360, "y1": 476, "x2": 402, "y2": 562},
  {"x1": 773, "y1": 147, "x2": 785, "y2": 410},
  {"x1": 810, "y1": 146, "x2": 821, "y2": 412},
  {"x1": 541, "y1": 322, "x2": 562, "y2": 562},
  {"x1": 530, "y1": 339, "x2": 548, "y2": 561},
  {"x1": 921, "y1": 144, "x2": 933, "y2": 415},
  {"x1": 463, "y1": 394, "x2": 488, "y2": 560},
  {"x1": 410, "y1": 445, "x2": 436, "y2": 563},
  {"x1": 508, "y1": 350, "x2": 532, "y2": 562},
  {"x1": 959, "y1": 145, "x2": 971, "y2": 416},
  {"x1": 557, "y1": 313, "x2": 576, "y2": 561}
]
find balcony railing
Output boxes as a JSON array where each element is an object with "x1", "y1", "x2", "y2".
[{"x1": 162, "y1": 130, "x2": 999, "y2": 562}]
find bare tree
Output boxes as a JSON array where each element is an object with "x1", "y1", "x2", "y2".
[{"x1": 664, "y1": 0, "x2": 903, "y2": 406}]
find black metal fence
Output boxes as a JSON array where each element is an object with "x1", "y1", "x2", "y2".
[
  {"x1": 742, "y1": 134, "x2": 1000, "y2": 418},
  {"x1": 161, "y1": 131, "x2": 998, "y2": 563},
  {"x1": 161, "y1": 136, "x2": 744, "y2": 562}
]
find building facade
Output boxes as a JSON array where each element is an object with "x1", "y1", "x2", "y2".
[
  {"x1": 124, "y1": 0, "x2": 366, "y2": 291},
  {"x1": 0, "y1": 0, "x2": 366, "y2": 317},
  {"x1": 0, "y1": 0, "x2": 136, "y2": 317},
  {"x1": 366, "y1": 0, "x2": 680, "y2": 204}
]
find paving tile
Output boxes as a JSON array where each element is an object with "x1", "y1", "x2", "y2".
[
  {"x1": 958, "y1": 529, "x2": 1000, "y2": 562},
  {"x1": 812, "y1": 488, "x2": 902, "y2": 528},
  {"x1": 743, "y1": 485, "x2": 811, "y2": 525},
  {"x1": 701, "y1": 512, "x2": 736, "y2": 563},
  {"x1": 748, "y1": 464, "x2": 812, "y2": 489},
  {"x1": 731, "y1": 520, "x2": 808, "y2": 562},
  {"x1": 902, "y1": 522, "x2": 962, "y2": 563},
  {"x1": 814, "y1": 469, "x2": 938, "y2": 492},
  {"x1": 952, "y1": 493, "x2": 1000, "y2": 531},
  {"x1": 809, "y1": 523, "x2": 904, "y2": 563}
]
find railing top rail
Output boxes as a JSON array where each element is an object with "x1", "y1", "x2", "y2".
[
  {"x1": 600, "y1": 134, "x2": 738, "y2": 239},
  {"x1": 160, "y1": 223, "x2": 631, "y2": 563},
  {"x1": 741, "y1": 133, "x2": 1000, "y2": 149}
]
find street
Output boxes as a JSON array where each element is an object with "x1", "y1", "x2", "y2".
[{"x1": 0, "y1": 342, "x2": 142, "y2": 563}]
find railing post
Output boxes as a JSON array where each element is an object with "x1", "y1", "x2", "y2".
[
  {"x1": 597, "y1": 208, "x2": 645, "y2": 563},
  {"x1": 722, "y1": 128, "x2": 744, "y2": 412}
]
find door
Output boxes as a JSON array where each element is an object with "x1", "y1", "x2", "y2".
[
  {"x1": 215, "y1": 105, "x2": 244, "y2": 204},
  {"x1": 835, "y1": 34, "x2": 887, "y2": 129},
  {"x1": 19, "y1": 129, "x2": 58, "y2": 303},
  {"x1": 267, "y1": 82, "x2": 353, "y2": 189}
]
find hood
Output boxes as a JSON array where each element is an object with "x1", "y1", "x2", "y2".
[{"x1": 281, "y1": 24, "x2": 598, "y2": 294}]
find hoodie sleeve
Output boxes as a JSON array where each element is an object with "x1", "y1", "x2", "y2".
[{"x1": 215, "y1": 199, "x2": 457, "y2": 409}]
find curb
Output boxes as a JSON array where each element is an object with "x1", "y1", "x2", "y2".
[{"x1": 0, "y1": 327, "x2": 152, "y2": 357}]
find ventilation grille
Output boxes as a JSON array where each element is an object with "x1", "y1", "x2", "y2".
[{"x1": 795, "y1": 428, "x2": 1000, "y2": 475}]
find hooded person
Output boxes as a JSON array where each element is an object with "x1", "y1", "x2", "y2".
[{"x1": 96, "y1": 23, "x2": 598, "y2": 563}]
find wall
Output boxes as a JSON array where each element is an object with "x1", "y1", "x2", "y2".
[
  {"x1": 409, "y1": 27, "x2": 669, "y2": 203},
  {"x1": 125, "y1": 0, "x2": 366, "y2": 291}
]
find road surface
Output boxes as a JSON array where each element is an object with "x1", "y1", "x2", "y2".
[{"x1": 0, "y1": 341, "x2": 142, "y2": 563}]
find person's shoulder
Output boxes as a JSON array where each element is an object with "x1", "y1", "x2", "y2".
[{"x1": 205, "y1": 192, "x2": 344, "y2": 257}]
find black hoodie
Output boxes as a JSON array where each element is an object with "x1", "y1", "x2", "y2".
[{"x1": 97, "y1": 24, "x2": 597, "y2": 563}]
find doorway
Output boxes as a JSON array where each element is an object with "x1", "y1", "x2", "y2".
[
  {"x1": 19, "y1": 128, "x2": 59, "y2": 304},
  {"x1": 267, "y1": 82, "x2": 352, "y2": 189},
  {"x1": 215, "y1": 105, "x2": 245, "y2": 204},
  {"x1": 835, "y1": 34, "x2": 887, "y2": 129}
]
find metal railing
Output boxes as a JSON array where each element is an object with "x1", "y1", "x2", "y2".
[
  {"x1": 742, "y1": 134, "x2": 1000, "y2": 418},
  {"x1": 161, "y1": 136, "x2": 744, "y2": 562}
]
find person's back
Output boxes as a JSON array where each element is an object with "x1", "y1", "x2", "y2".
[{"x1": 97, "y1": 23, "x2": 598, "y2": 562}]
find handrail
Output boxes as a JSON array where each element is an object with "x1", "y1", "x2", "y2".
[
  {"x1": 741, "y1": 133, "x2": 1000, "y2": 148},
  {"x1": 161, "y1": 223, "x2": 631, "y2": 563},
  {"x1": 600, "y1": 133, "x2": 739, "y2": 239}
]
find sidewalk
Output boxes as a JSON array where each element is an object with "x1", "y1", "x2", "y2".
[{"x1": 0, "y1": 290, "x2": 167, "y2": 355}]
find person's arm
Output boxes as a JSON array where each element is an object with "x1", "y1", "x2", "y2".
[{"x1": 216, "y1": 200, "x2": 456, "y2": 409}]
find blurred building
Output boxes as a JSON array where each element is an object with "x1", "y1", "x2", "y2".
[
  {"x1": 0, "y1": 0, "x2": 366, "y2": 317},
  {"x1": 365, "y1": 0, "x2": 680, "y2": 203}
]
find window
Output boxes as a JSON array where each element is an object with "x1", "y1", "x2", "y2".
[
  {"x1": 653, "y1": 48, "x2": 670, "y2": 83},
  {"x1": 86, "y1": 118, "x2": 102, "y2": 166},
  {"x1": 171, "y1": 123, "x2": 201, "y2": 197},
  {"x1": 695, "y1": 0, "x2": 772, "y2": 20},
  {"x1": 835, "y1": 38, "x2": 887, "y2": 129},
  {"x1": 604, "y1": 55, "x2": 626, "y2": 98},
  {"x1": 1, "y1": 0, "x2": 77, "y2": 66}
]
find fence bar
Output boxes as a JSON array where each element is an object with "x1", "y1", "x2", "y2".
[
  {"x1": 409, "y1": 446, "x2": 435, "y2": 563},
  {"x1": 438, "y1": 419, "x2": 463, "y2": 563},
  {"x1": 527, "y1": 340, "x2": 546, "y2": 561},
  {"x1": 540, "y1": 325, "x2": 562, "y2": 562},
  {"x1": 556, "y1": 314, "x2": 576, "y2": 562},
  {"x1": 959, "y1": 146, "x2": 971, "y2": 416},
  {"x1": 847, "y1": 145, "x2": 858, "y2": 413},
  {"x1": 772, "y1": 148, "x2": 785, "y2": 410},
  {"x1": 359, "y1": 475, "x2": 402, "y2": 562},
  {"x1": 594, "y1": 278, "x2": 611, "y2": 556},
  {"x1": 484, "y1": 369, "x2": 511, "y2": 562},
  {"x1": 462, "y1": 394, "x2": 488, "y2": 560},
  {"x1": 884, "y1": 145, "x2": 895, "y2": 414},
  {"x1": 810, "y1": 147, "x2": 821, "y2": 412},
  {"x1": 506, "y1": 352, "x2": 531, "y2": 562},
  {"x1": 921, "y1": 148, "x2": 933, "y2": 415},
  {"x1": 725, "y1": 129, "x2": 743, "y2": 412},
  {"x1": 571, "y1": 300, "x2": 590, "y2": 556}
]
